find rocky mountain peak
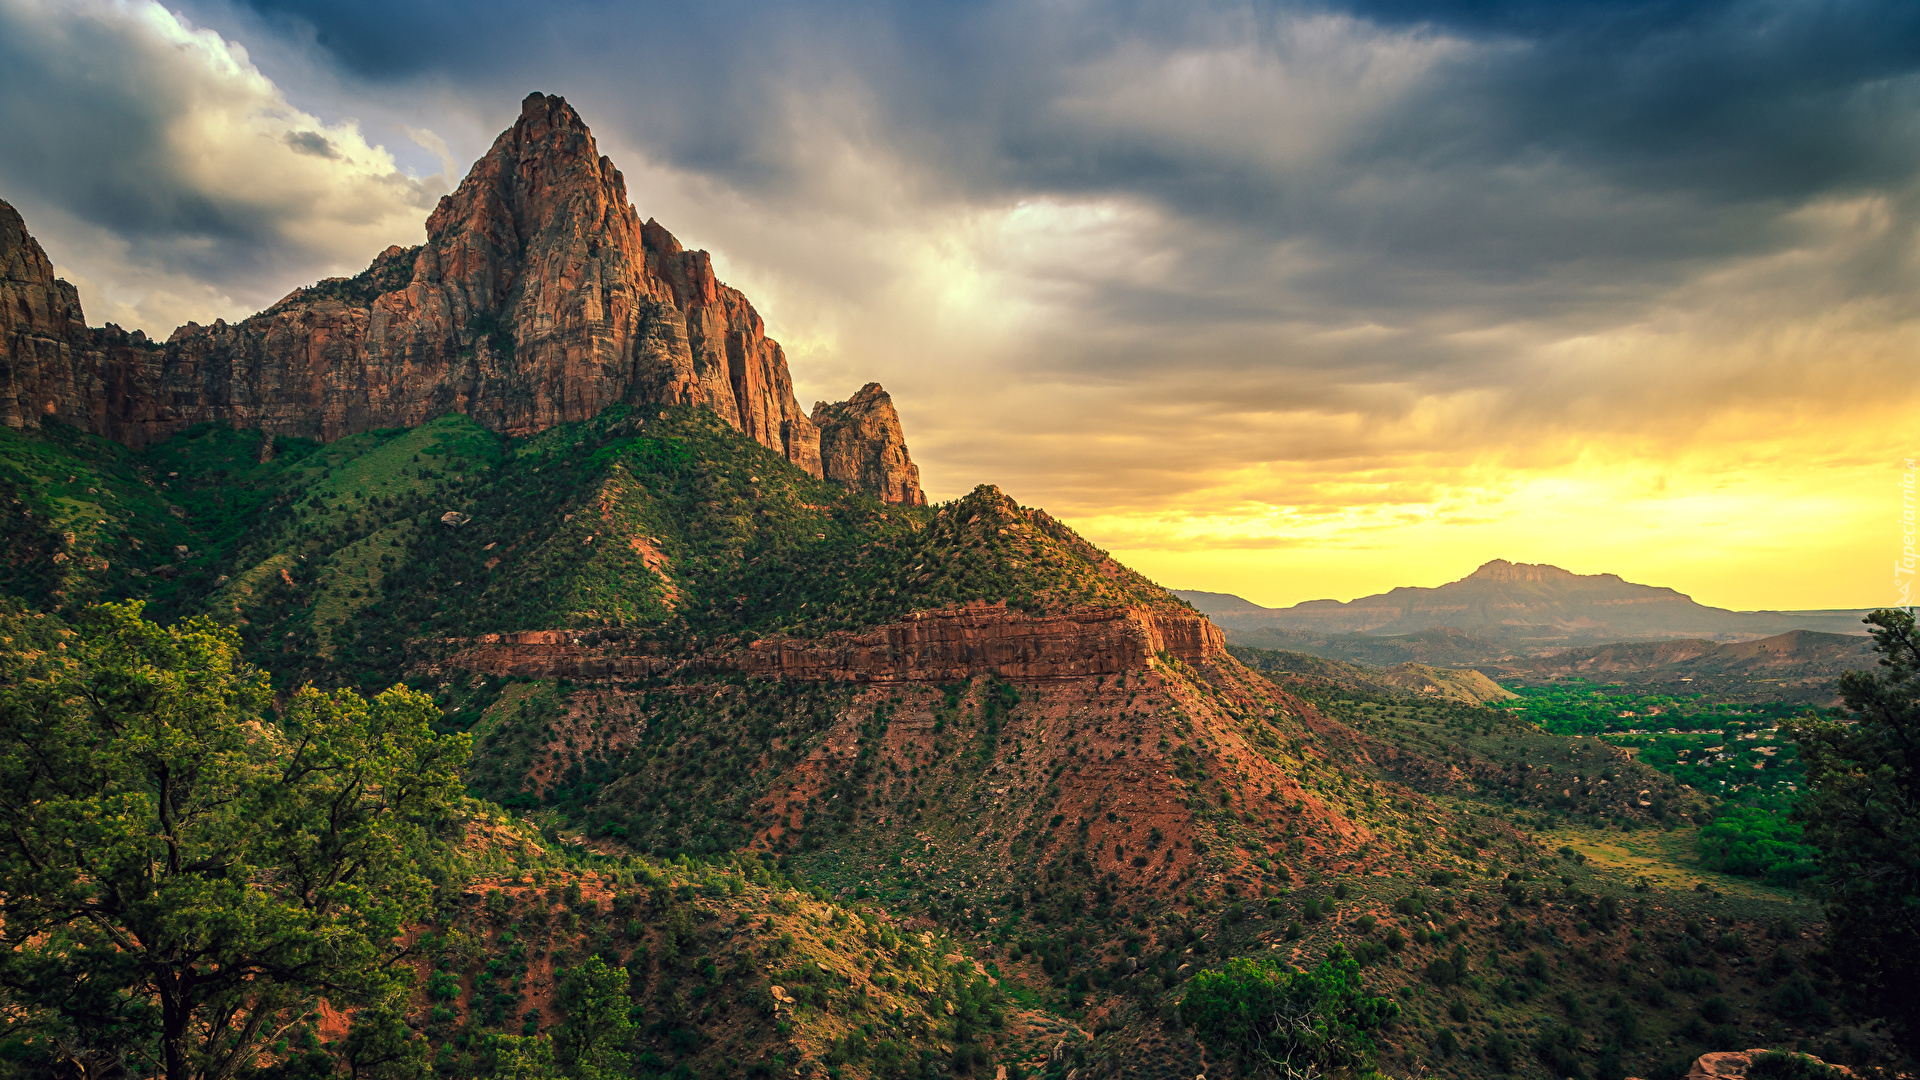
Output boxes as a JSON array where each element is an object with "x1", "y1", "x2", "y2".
[
  {"x1": 420, "y1": 92, "x2": 640, "y2": 316},
  {"x1": 0, "y1": 95, "x2": 926, "y2": 505},
  {"x1": 0, "y1": 200, "x2": 82, "y2": 346},
  {"x1": 812, "y1": 382, "x2": 925, "y2": 506}
]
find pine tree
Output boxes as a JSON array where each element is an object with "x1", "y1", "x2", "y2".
[{"x1": 1787, "y1": 608, "x2": 1920, "y2": 1057}]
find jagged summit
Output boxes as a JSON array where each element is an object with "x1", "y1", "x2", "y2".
[
  {"x1": 0, "y1": 92, "x2": 923, "y2": 503},
  {"x1": 812, "y1": 382, "x2": 925, "y2": 506}
]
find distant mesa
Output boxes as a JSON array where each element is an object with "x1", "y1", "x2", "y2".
[
  {"x1": 1178, "y1": 559, "x2": 1872, "y2": 644},
  {"x1": 0, "y1": 92, "x2": 922, "y2": 504}
]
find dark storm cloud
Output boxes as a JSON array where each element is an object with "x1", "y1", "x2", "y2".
[
  {"x1": 226, "y1": 0, "x2": 1920, "y2": 327},
  {"x1": 0, "y1": 8, "x2": 255, "y2": 260},
  {"x1": 284, "y1": 130, "x2": 341, "y2": 158},
  {"x1": 0, "y1": 1, "x2": 443, "y2": 329}
]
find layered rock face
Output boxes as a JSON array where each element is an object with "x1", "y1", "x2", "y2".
[
  {"x1": 0, "y1": 93, "x2": 924, "y2": 503},
  {"x1": 433, "y1": 601, "x2": 1225, "y2": 682},
  {"x1": 0, "y1": 201, "x2": 164, "y2": 439},
  {"x1": 812, "y1": 382, "x2": 925, "y2": 506},
  {"x1": 737, "y1": 602, "x2": 1221, "y2": 681}
]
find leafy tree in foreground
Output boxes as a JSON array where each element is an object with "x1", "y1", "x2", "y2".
[
  {"x1": 1181, "y1": 944, "x2": 1399, "y2": 1079},
  {"x1": 0, "y1": 603, "x2": 469, "y2": 1080},
  {"x1": 1787, "y1": 608, "x2": 1920, "y2": 1059}
]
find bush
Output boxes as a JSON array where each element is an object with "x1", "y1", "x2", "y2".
[
  {"x1": 1523, "y1": 950, "x2": 1549, "y2": 980},
  {"x1": 1664, "y1": 967, "x2": 1718, "y2": 993},
  {"x1": 1771, "y1": 973, "x2": 1831, "y2": 1025},
  {"x1": 1533, "y1": 1023, "x2": 1586, "y2": 1079},
  {"x1": 1181, "y1": 945, "x2": 1398, "y2": 1076},
  {"x1": 1747, "y1": 1051, "x2": 1850, "y2": 1079},
  {"x1": 1485, "y1": 1028, "x2": 1516, "y2": 1071},
  {"x1": 1598, "y1": 1042, "x2": 1627, "y2": 1080}
]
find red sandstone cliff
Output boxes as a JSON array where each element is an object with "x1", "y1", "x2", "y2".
[
  {"x1": 430, "y1": 601, "x2": 1225, "y2": 682},
  {"x1": 0, "y1": 201, "x2": 166, "y2": 440},
  {"x1": 0, "y1": 94, "x2": 924, "y2": 503},
  {"x1": 813, "y1": 382, "x2": 925, "y2": 506}
]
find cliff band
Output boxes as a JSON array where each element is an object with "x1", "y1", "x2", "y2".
[{"x1": 433, "y1": 603, "x2": 1225, "y2": 682}]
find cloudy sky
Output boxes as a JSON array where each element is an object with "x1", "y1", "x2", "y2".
[{"x1": 2, "y1": 0, "x2": 1915, "y2": 610}]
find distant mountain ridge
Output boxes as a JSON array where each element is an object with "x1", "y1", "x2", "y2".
[
  {"x1": 1227, "y1": 644, "x2": 1518, "y2": 704},
  {"x1": 1178, "y1": 559, "x2": 1872, "y2": 643}
]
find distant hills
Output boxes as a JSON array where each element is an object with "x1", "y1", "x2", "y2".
[
  {"x1": 1224, "y1": 625, "x2": 1524, "y2": 667},
  {"x1": 1227, "y1": 645, "x2": 1518, "y2": 705},
  {"x1": 1178, "y1": 559, "x2": 1872, "y2": 644},
  {"x1": 1484, "y1": 628, "x2": 1874, "y2": 703}
]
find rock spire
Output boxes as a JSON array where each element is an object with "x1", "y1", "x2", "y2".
[{"x1": 813, "y1": 383, "x2": 925, "y2": 506}]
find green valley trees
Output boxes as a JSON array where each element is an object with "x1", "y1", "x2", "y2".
[
  {"x1": 1787, "y1": 608, "x2": 1920, "y2": 1057},
  {"x1": 1180, "y1": 944, "x2": 1398, "y2": 1078},
  {"x1": 0, "y1": 603, "x2": 470, "y2": 1080}
]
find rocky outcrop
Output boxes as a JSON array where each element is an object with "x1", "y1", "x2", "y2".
[
  {"x1": 1, "y1": 94, "x2": 926, "y2": 503},
  {"x1": 1658, "y1": 1048, "x2": 1853, "y2": 1079},
  {"x1": 812, "y1": 383, "x2": 924, "y2": 505},
  {"x1": 429, "y1": 602, "x2": 1225, "y2": 682},
  {"x1": 0, "y1": 200, "x2": 166, "y2": 439},
  {"x1": 0, "y1": 199, "x2": 87, "y2": 429}
]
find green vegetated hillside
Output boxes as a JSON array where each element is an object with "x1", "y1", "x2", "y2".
[
  {"x1": 0, "y1": 415, "x2": 1903, "y2": 1080},
  {"x1": 4, "y1": 408, "x2": 1186, "y2": 693},
  {"x1": 1230, "y1": 644, "x2": 1516, "y2": 705},
  {"x1": 396, "y1": 851, "x2": 1033, "y2": 1080},
  {"x1": 1227, "y1": 625, "x2": 1521, "y2": 667}
]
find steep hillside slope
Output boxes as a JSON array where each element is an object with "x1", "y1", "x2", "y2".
[{"x1": 5, "y1": 410, "x2": 1881, "y2": 1080}]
